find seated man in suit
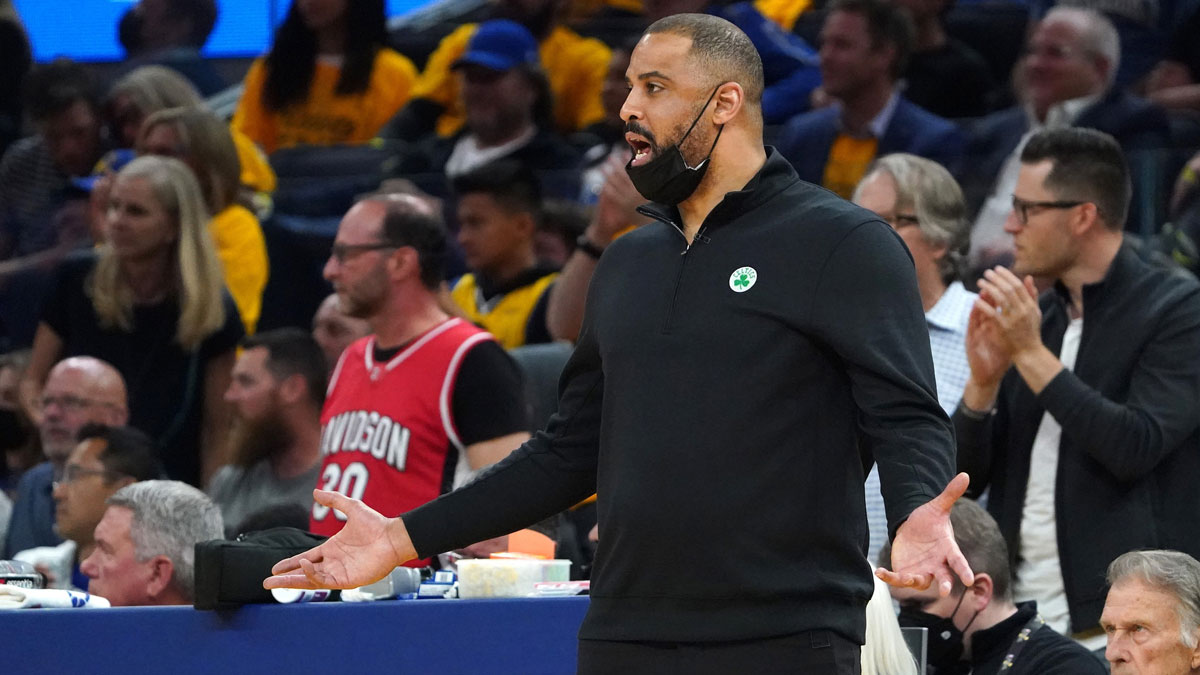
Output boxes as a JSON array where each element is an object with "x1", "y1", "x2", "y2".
[
  {"x1": 963, "y1": 7, "x2": 1170, "y2": 271},
  {"x1": 776, "y1": 0, "x2": 964, "y2": 199}
]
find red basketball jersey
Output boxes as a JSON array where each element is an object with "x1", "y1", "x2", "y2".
[{"x1": 310, "y1": 318, "x2": 496, "y2": 563}]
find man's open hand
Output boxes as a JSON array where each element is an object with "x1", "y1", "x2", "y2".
[
  {"x1": 876, "y1": 473, "x2": 975, "y2": 596},
  {"x1": 264, "y1": 490, "x2": 416, "y2": 590}
]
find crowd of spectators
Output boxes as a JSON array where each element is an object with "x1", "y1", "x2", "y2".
[{"x1": 2, "y1": 0, "x2": 1200, "y2": 670}]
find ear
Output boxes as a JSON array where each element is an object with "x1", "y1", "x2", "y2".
[
  {"x1": 515, "y1": 210, "x2": 537, "y2": 239},
  {"x1": 278, "y1": 373, "x2": 306, "y2": 406},
  {"x1": 144, "y1": 555, "x2": 176, "y2": 601},
  {"x1": 387, "y1": 246, "x2": 420, "y2": 282},
  {"x1": 968, "y1": 572, "x2": 994, "y2": 613},
  {"x1": 712, "y1": 82, "x2": 745, "y2": 126},
  {"x1": 1191, "y1": 627, "x2": 1200, "y2": 669},
  {"x1": 1072, "y1": 202, "x2": 1101, "y2": 236}
]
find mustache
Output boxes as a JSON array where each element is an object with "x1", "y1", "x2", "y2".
[{"x1": 624, "y1": 121, "x2": 658, "y2": 151}]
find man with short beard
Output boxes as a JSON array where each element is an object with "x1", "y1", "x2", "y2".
[{"x1": 208, "y1": 328, "x2": 325, "y2": 536}]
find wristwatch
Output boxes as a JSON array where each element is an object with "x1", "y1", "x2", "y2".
[{"x1": 575, "y1": 235, "x2": 605, "y2": 259}]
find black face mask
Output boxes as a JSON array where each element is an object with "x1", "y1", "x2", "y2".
[
  {"x1": 898, "y1": 592, "x2": 979, "y2": 671},
  {"x1": 625, "y1": 86, "x2": 724, "y2": 206}
]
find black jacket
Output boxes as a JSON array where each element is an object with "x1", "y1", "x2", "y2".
[
  {"x1": 955, "y1": 602, "x2": 1107, "y2": 675},
  {"x1": 956, "y1": 242, "x2": 1200, "y2": 633},
  {"x1": 404, "y1": 149, "x2": 955, "y2": 644}
]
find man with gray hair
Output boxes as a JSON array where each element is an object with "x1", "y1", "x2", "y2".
[
  {"x1": 1102, "y1": 550, "x2": 1200, "y2": 674},
  {"x1": 962, "y1": 7, "x2": 1169, "y2": 271},
  {"x1": 853, "y1": 153, "x2": 976, "y2": 566},
  {"x1": 79, "y1": 480, "x2": 222, "y2": 606}
]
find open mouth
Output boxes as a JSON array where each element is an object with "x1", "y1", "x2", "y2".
[{"x1": 626, "y1": 133, "x2": 654, "y2": 167}]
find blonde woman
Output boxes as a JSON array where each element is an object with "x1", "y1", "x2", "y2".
[
  {"x1": 20, "y1": 156, "x2": 242, "y2": 487},
  {"x1": 137, "y1": 106, "x2": 269, "y2": 334}
]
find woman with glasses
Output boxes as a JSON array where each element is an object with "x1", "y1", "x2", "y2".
[{"x1": 20, "y1": 155, "x2": 243, "y2": 488}]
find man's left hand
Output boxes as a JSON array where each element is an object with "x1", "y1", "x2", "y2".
[{"x1": 876, "y1": 473, "x2": 975, "y2": 596}]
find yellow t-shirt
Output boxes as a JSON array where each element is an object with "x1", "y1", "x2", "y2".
[
  {"x1": 209, "y1": 204, "x2": 269, "y2": 334},
  {"x1": 450, "y1": 272, "x2": 557, "y2": 350},
  {"x1": 754, "y1": 0, "x2": 811, "y2": 31},
  {"x1": 233, "y1": 48, "x2": 418, "y2": 154},
  {"x1": 822, "y1": 134, "x2": 879, "y2": 200},
  {"x1": 231, "y1": 129, "x2": 276, "y2": 195},
  {"x1": 412, "y1": 24, "x2": 610, "y2": 137}
]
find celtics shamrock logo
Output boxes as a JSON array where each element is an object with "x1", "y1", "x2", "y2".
[{"x1": 728, "y1": 266, "x2": 757, "y2": 293}]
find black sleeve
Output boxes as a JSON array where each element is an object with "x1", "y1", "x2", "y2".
[
  {"x1": 39, "y1": 253, "x2": 94, "y2": 341},
  {"x1": 809, "y1": 219, "x2": 955, "y2": 537},
  {"x1": 522, "y1": 282, "x2": 554, "y2": 346},
  {"x1": 199, "y1": 292, "x2": 245, "y2": 359},
  {"x1": 402, "y1": 270, "x2": 609, "y2": 559},
  {"x1": 451, "y1": 340, "x2": 531, "y2": 445},
  {"x1": 376, "y1": 98, "x2": 444, "y2": 142}
]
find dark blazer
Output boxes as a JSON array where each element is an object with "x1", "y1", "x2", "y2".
[
  {"x1": 959, "y1": 90, "x2": 1171, "y2": 231},
  {"x1": 777, "y1": 95, "x2": 966, "y2": 184},
  {"x1": 955, "y1": 243, "x2": 1200, "y2": 633}
]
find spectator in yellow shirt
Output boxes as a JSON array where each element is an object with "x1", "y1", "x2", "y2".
[
  {"x1": 138, "y1": 107, "x2": 269, "y2": 334},
  {"x1": 380, "y1": 0, "x2": 610, "y2": 141},
  {"x1": 232, "y1": 0, "x2": 417, "y2": 155}
]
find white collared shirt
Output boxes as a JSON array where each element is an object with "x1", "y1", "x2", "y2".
[
  {"x1": 444, "y1": 126, "x2": 537, "y2": 178},
  {"x1": 836, "y1": 89, "x2": 901, "y2": 139}
]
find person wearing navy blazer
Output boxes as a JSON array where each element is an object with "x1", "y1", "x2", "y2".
[
  {"x1": 775, "y1": 0, "x2": 964, "y2": 197},
  {"x1": 778, "y1": 97, "x2": 966, "y2": 187}
]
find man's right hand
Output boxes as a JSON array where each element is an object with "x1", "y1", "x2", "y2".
[{"x1": 264, "y1": 490, "x2": 416, "y2": 590}]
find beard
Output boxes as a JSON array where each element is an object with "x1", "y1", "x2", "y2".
[{"x1": 228, "y1": 406, "x2": 295, "y2": 469}]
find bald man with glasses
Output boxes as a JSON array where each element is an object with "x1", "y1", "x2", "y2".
[
  {"x1": 4, "y1": 356, "x2": 127, "y2": 557},
  {"x1": 954, "y1": 126, "x2": 1200, "y2": 651}
]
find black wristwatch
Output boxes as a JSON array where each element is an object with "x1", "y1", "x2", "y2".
[{"x1": 575, "y1": 235, "x2": 606, "y2": 259}]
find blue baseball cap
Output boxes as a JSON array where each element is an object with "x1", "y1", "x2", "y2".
[{"x1": 452, "y1": 20, "x2": 540, "y2": 72}]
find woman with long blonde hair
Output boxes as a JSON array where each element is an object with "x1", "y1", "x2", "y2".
[
  {"x1": 138, "y1": 106, "x2": 269, "y2": 333},
  {"x1": 20, "y1": 155, "x2": 242, "y2": 486}
]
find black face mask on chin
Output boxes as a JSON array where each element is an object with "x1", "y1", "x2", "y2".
[
  {"x1": 898, "y1": 591, "x2": 980, "y2": 672},
  {"x1": 624, "y1": 85, "x2": 724, "y2": 206}
]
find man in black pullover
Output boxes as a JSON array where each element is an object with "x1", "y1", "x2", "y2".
[{"x1": 268, "y1": 13, "x2": 973, "y2": 673}]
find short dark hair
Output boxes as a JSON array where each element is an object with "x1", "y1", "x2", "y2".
[
  {"x1": 240, "y1": 328, "x2": 329, "y2": 408},
  {"x1": 22, "y1": 59, "x2": 99, "y2": 122},
  {"x1": 1020, "y1": 127, "x2": 1131, "y2": 230},
  {"x1": 77, "y1": 423, "x2": 164, "y2": 483},
  {"x1": 828, "y1": 0, "x2": 915, "y2": 79},
  {"x1": 362, "y1": 196, "x2": 449, "y2": 290},
  {"x1": 168, "y1": 0, "x2": 219, "y2": 47},
  {"x1": 452, "y1": 160, "x2": 542, "y2": 219},
  {"x1": 644, "y1": 13, "x2": 765, "y2": 105}
]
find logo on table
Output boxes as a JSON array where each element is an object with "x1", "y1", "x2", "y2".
[{"x1": 729, "y1": 266, "x2": 757, "y2": 293}]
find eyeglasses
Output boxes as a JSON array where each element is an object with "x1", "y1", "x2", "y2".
[
  {"x1": 329, "y1": 242, "x2": 401, "y2": 264},
  {"x1": 1011, "y1": 196, "x2": 1086, "y2": 225},
  {"x1": 1021, "y1": 43, "x2": 1081, "y2": 61},
  {"x1": 54, "y1": 463, "x2": 116, "y2": 485},
  {"x1": 38, "y1": 394, "x2": 111, "y2": 414}
]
